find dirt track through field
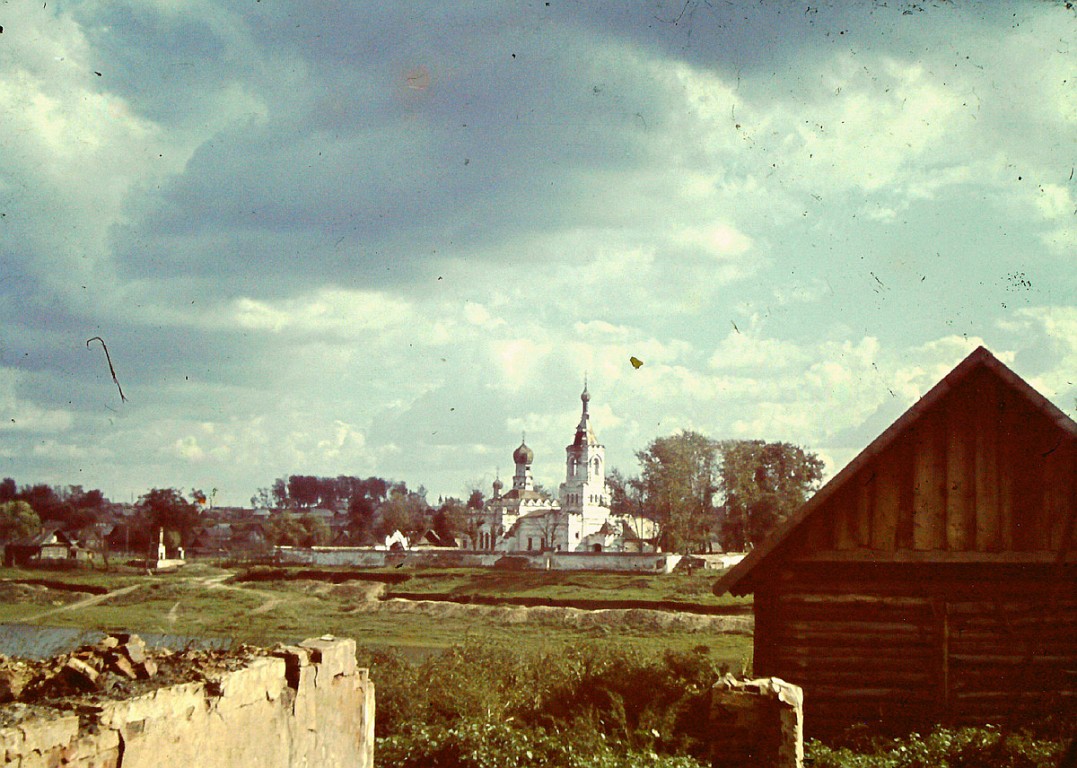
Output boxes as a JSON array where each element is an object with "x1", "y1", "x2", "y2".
[
  {"x1": 187, "y1": 573, "x2": 285, "y2": 615},
  {"x1": 351, "y1": 597, "x2": 754, "y2": 634},
  {"x1": 22, "y1": 583, "x2": 144, "y2": 622}
]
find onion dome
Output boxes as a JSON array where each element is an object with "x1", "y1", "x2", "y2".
[{"x1": 513, "y1": 441, "x2": 534, "y2": 465}]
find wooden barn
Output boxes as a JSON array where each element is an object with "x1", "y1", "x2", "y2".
[{"x1": 714, "y1": 347, "x2": 1076, "y2": 736}]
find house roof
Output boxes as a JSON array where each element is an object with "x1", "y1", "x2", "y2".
[
  {"x1": 9, "y1": 529, "x2": 76, "y2": 548},
  {"x1": 714, "y1": 346, "x2": 1077, "y2": 597}
]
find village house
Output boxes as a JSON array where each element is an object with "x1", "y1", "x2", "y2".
[
  {"x1": 4, "y1": 529, "x2": 93, "y2": 567},
  {"x1": 714, "y1": 347, "x2": 1076, "y2": 736}
]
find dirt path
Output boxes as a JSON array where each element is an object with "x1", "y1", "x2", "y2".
[
  {"x1": 186, "y1": 572, "x2": 285, "y2": 615},
  {"x1": 353, "y1": 597, "x2": 754, "y2": 634},
  {"x1": 23, "y1": 583, "x2": 144, "y2": 623}
]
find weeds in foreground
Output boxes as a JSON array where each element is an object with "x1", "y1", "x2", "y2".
[
  {"x1": 805, "y1": 723, "x2": 1070, "y2": 768},
  {"x1": 362, "y1": 642, "x2": 1072, "y2": 768}
]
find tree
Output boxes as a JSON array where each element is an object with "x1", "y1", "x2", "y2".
[
  {"x1": 717, "y1": 440, "x2": 824, "y2": 550},
  {"x1": 287, "y1": 475, "x2": 321, "y2": 509},
  {"x1": 374, "y1": 488, "x2": 428, "y2": 539},
  {"x1": 0, "y1": 478, "x2": 16, "y2": 503},
  {"x1": 0, "y1": 501, "x2": 40, "y2": 542},
  {"x1": 19, "y1": 484, "x2": 69, "y2": 523},
  {"x1": 465, "y1": 489, "x2": 485, "y2": 511},
  {"x1": 251, "y1": 486, "x2": 274, "y2": 510},
  {"x1": 607, "y1": 468, "x2": 653, "y2": 545},
  {"x1": 298, "y1": 514, "x2": 331, "y2": 546},
  {"x1": 136, "y1": 488, "x2": 200, "y2": 548},
  {"x1": 636, "y1": 431, "x2": 721, "y2": 554},
  {"x1": 271, "y1": 478, "x2": 288, "y2": 508},
  {"x1": 346, "y1": 477, "x2": 392, "y2": 544},
  {"x1": 432, "y1": 498, "x2": 465, "y2": 544},
  {"x1": 264, "y1": 514, "x2": 330, "y2": 547},
  {"x1": 61, "y1": 486, "x2": 108, "y2": 529},
  {"x1": 606, "y1": 468, "x2": 644, "y2": 518}
]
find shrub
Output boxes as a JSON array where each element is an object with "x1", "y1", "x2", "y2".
[
  {"x1": 378, "y1": 718, "x2": 709, "y2": 768},
  {"x1": 362, "y1": 641, "x2": 1072, "y2": 768},
  {"x1": 805, "y1": 725, "x2": 1066, "y2": 768},
  {"x1": 360, "y1": 641, "x2": 723, "y2": 761}
]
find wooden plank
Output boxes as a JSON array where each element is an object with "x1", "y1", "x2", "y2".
[
  {"x1": 831, "y1": 484, "x2": 859, "y2": 551},
  {"x1": 752, "y1": 589, "x2": 778, "y2": 675},
  {"x1": 913, "y1": 412, "x2": 947, "y2": 550},
  {"x1": 997, "y1": 387, "x2": 1018, "y2": 550},
  {"x1": 794, "y1": 549, "x2": 1075, "y2": 563},
  {"x1": 781, "y1": 619, "x2": 928, "y2": 634},
  {"x1": 973, "y1": 374, "x2": 1001, "y2": 551},
  {"x1": 800, "y1": 513, "x2": 832, "y2": 554},
  {"x1": 1046, "y1": 439, "x2": 1076, "y2": 551},
  {"x1": 774, "y1": 591, "x2": 936, "y2": 608},
  {"x1": 896, "y1": 436, "x2": 917, "y2": 549},
  {"x1": 871, "y1": 442, "x2": 903, "y2": 550},
  {"x1": 939, "y1": 600, "x2": 951, "y2": 715},
  {"x1": 1003, "y1": 395, "x2": 1044, "y2": 550},
  {"x1": 856, "y1": 467, "x2": 875, "y2": 547},
  {"x1": 946, "y1": 391, "x2": 974, "y2": 551}
]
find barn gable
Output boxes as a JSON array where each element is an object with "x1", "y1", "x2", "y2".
[
  {"x1": 716, "y1": 346, "x2": 1077, "y2": 597},
  {"x1": 711, "y1": 346, "x2": 1077, "y2": 735}
]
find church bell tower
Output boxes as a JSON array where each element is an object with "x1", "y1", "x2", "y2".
[{"x1": 558, "y1": 382, "x2": 608, "y2": 515}]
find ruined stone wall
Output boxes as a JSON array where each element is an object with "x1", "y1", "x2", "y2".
[
  {"x1": 278, "y1": 546, "x2": 684, "y2": 572},
  {"x1": 709, "y1": 676, "x2": 803, "y2": 768},
  {"x1": 1, "y1": 637, "x2": 374, "y2": 768}
]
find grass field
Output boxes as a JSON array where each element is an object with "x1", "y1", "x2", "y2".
[{"x1": 0, "y1": 563, "x2": 754, "y2": 667}]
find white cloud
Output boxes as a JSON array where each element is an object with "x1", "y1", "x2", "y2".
[
  {"x1": 0, "y1": 369, "x2": 75, "y2": 434},
  {"x1": 230, "y1": 289, "x2": 413, "y2": 336},
  {"x1": 670, "y1": 224, "x2": 753, "y2": 259},
  {"x1": 708, "y1": 332, "x2": 808, "y2": 371},
  {"x1": 173, "y1": 436, "x2": 205, "y2": 462},
  {"x1": 490, "y1": 337, "x2": 555, "y2": 393},
  {"x1": 1007, "y1": 307, "x2": 1077, "y2": 410}
]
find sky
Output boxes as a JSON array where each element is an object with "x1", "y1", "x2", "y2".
[{"x1": 1, "y1": 1, "x2": 1074, "y2": 507}]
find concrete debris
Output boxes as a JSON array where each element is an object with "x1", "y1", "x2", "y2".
[
  {"x1": 61, "y1": 657, "x2": 100, "y2": 691},
  {"x1": 109, "y1": 654, "x2": 138, "y2": 680},
  {"x1": 0, "y1": 662, "x2": 33, "y2": 702},
  {"x1": 0, "y1": 634, "x2": 261, "y2": 730}
]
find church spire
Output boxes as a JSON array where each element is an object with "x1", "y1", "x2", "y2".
[{"x1": 574, "y1": 379, "x2": 597, "y2": 447}]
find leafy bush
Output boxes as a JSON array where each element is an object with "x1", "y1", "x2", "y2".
[
  {"x1": 361, "y1": 641, "x2": 1071, "y2": 768},
  {"x1": 359, "y1": 641, "x2": 723, "y2": 763},
  {"x1": 378, "y1": 718, "x2": 708, "y2": 768},
  {"x1": 806, "y1": 725, "x2": 1066, "y2": 768}
]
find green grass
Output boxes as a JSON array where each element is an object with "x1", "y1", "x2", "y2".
[
  {"x1": 0, "y1": 565, "x2": 147, "y2": 589},
  {"x1": 395, "y1": 567, "x2": 737, "y2": 602},
  {"x1": 0, "y1": 564, "x2": 753, "y2": 667},
  {"x1": 251, "y1": 565, "x2": 751, "y2": 608}
]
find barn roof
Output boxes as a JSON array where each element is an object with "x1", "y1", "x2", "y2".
[{"x1": 714, "y1": 346, "x2": 1077, "y2": 596}]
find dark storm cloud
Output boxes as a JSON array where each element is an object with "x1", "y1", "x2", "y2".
[
  {"x1": 104, "y1": 4, "x2": 703, "y2": 290},
  {"x1": 101, "y1": 1, "x2": 1043, "y2": 296}
]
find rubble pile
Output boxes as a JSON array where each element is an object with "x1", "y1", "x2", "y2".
[{"x1": 0, "y1": 634, "x2": 261, "y2": 728}]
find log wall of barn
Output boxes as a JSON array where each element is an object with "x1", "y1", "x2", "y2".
[{"x1": 754, "y1": 564, "x2": 1077, "y2": 737}]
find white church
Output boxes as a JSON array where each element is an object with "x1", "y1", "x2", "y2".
[{"x1": 473, "y1": 385, "x2": 650, "y2": 553}]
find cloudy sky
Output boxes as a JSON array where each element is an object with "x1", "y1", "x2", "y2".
[{"x1": 1, "y1": 1, "x2": 1074, "y2": 507}]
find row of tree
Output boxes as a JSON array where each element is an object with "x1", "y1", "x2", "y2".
[
  {"x1": 253, "y1": 474, "x2": 489, "y2": 545},
  {"x1": 1, "y1": 431, "x2": 824, "y2": 556},
  {"x1": 610, "y1": 433, "x2": 824, "y2": 553},
  {"x1": 0, "y1": 479, "x2": 111, "y2": 532}
]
